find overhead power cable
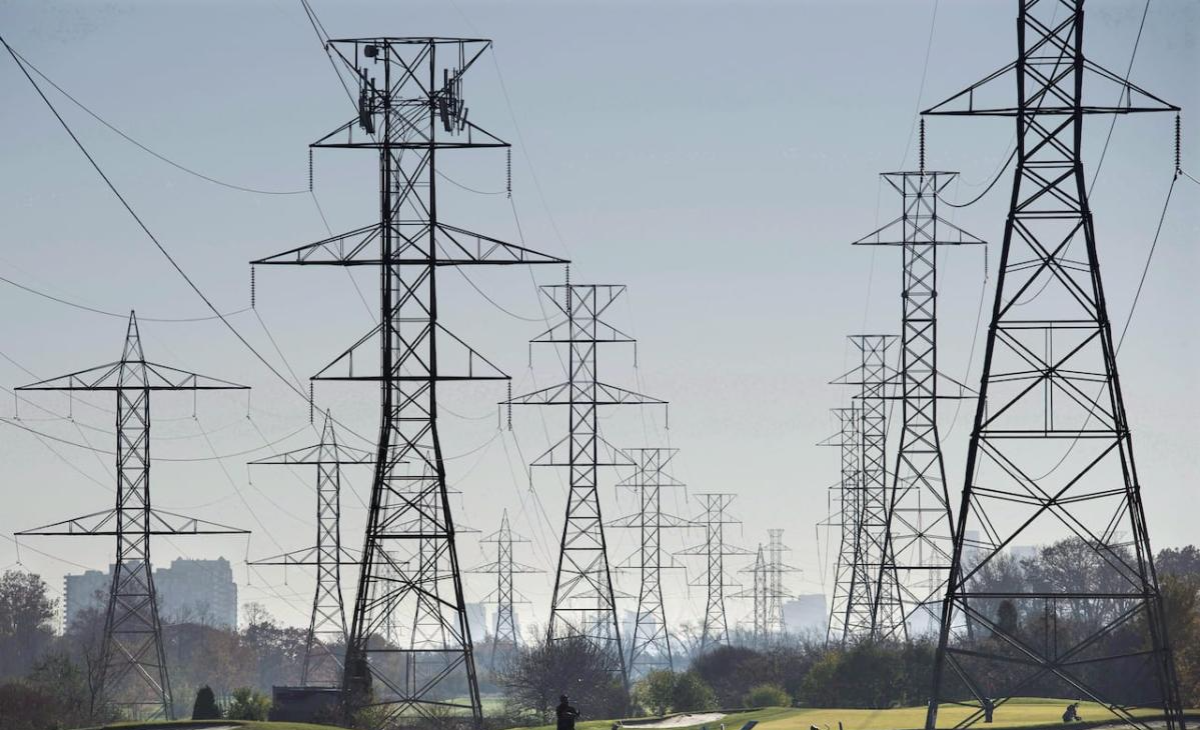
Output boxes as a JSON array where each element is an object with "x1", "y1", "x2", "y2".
[
  {"x1": 0, "y1": 272, "x2": 250, "y2": 322},
  {"x1": 8, "y1": 46, "x2": 309, "y2": 196}
]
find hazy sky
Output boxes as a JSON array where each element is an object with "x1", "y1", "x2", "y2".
[{"x1": 0, "y1": 0, "x2": 1197, "y2": 635}]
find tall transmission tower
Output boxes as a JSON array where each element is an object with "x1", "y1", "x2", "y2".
[
  {"x1": 834, "y1": 335, "x2": 904, "y2": 639},
  {"x1": 764, "y1": 529, "x2": 797, "y2": 636},
  {"x1": 823, "y1": 405, "x2": 872, "y2": 645},
  {"x1": 16, "y1": 313, "x2": 248, "y2": 720},
  {"x1": 680, "y1": 493, "x2": 749, "y2": 656},
  {"x1": 609, "y1": 447, "x2": 688, "y2": 677},
  {"x1": 504, "y1": 283, "x2": 665, "y2": 688},
  {"x1": 252, "y1": 38, "x2": 565, "y2": 727},
  {"x1": 248, "y1": 411, "x2": 372, "y2": 687},
  {"x1": 852, "y1": 158, "x2": 984, "y2": 639},
  {"x1": 468, "y1": 509, "x2": 540, "y2": 668},
  {"x1": 922, "y1": 2, "x2": 1183, "y2": 729},
  {"x1": 738, "y1": 544, "x2": 767, "y2": 644}
]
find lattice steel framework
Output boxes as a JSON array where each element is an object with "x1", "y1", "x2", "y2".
[
  {"x1": 853, "y1": 169, "x2": 983, "y2": 639},
  {"x1": 505, "y1": 283, "x2": 664, "y2": 688},
  {"x1": 740, "y1": 545, "x2": 767, "y2": 643},
  {"x1": 922, "y1": 2, "x2": 1183, "y2": 728},
  {"x1": 610, "y1": 447, "x2": 688, "y2": 676},
  {"x1": 469, "y1": 509, "x2": 540, "y2": 668},
  {"x1": 835, "y1": 335, "x2": 904, "y2": 639},
  {"x1": 765, "y1": 529, "x2": 797, "y2": 636},
  {"x1": 16, "y1": 313, "x2": 247, "y2": 720},
  {"x1": 825, "y1": 405, "x2": 872, "y2": 645},
  {"x1": 252, "y1": 37, "x2": 565, "y2": 727},
  {"x1": 680, "y1": 493, "x2": 749, "y2": 656},
  {"x1": 249, "y1": 411, "x2": 372, "y2": 687}
]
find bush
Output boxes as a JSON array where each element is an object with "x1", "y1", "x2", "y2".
[
  {"x1": 633, "y1": 670, "x2": 677, "y2": 716},
  {"x1": 226, "y1": 686, "x2": 271, "y2": 720},
  {"x1": 744, "y1": 683, "x2": 790, "y2": 707},
  {"x1": 192, "y1": 685, "x2": 222, "y2": 720},
  {"x1": 670, "y1": 672, "x2": 717, "y2": 712}
]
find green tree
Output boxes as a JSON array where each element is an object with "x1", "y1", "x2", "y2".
[
  {"x1": 192, "y1": 685, "x2": 222, "y2": 720},
  {"x1": 0, "y1": 571, "x2": 56, "y2": 680},
  {"x1": 633, "y1": 669, "x2": 676, "y2": 716},
  {"x1": 499, "y1": 636, "x2": 627, "y2": 721},
  {"x1": 226, "y1": 686, "x2": 271, "y2": 720},
  {"x1": 743, "y1": 683, "x2": 789, "y2": 707},
  {"x1": 670, "y1": 672, "x2": 716, "y2": 712}
]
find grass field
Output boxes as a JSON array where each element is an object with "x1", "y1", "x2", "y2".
[{"x1": 510, "y1": 698, "x2": 1194, "y2": 730}]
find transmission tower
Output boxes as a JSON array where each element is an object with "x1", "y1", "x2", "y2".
[
  {"x1": 248, "y1": 411, "x2": 372, "y2": 687},
  {"x1": 504, "y1": 283, "x2": 665, "y2": 688},
  {"x1": 468, "y1": 509, "x2": 540, "y2": 669},
  {"x1": 922, "y1": 2, "x2": 1183, "y2": 729},
  {"x1": 823, "y1": 405, "x2": 873, "y2": 645},
  {"x1": 764, "y1": 529, "x2": 797, "y2": 635},
  {"x1": 737, "y1": 544, "x2": 767, "y2": 644},
  {"x1": 251, "y1": 38, "x2": 565, "y2": 727},
  {"x1": 834, "y1": 335, "x2": 904, "y2": 639},
  {"x1": 680, "y1": 493, "x2": 750, "y2": 656},
  {"x1": 609, "y1": 447, "x2": 688, "y2": 677},
  {"x1": 15, "y1": 312, "x2": 248, "y2": 720},
  {"x1": 852, "y1": 156, "x2": 984, "y2": 639}
]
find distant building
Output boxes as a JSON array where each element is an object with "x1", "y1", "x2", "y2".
[
  {"x1": 63, "y1": 557, "x2": 237, "y2": 629},
  {"x1": 466, "y1": 602, "x2": 488, "y2": 641},
  {"x1": 783, "y1": 594, "x2": 827, "y2": 635}
]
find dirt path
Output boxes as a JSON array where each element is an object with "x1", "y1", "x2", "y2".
[{"x1": 628, "y1": 713, "x2": 729, "y2": 728}]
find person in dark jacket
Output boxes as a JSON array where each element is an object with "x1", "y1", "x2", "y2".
[{"x1": 557, "y1": 695, "x2": 580, "y2": 730}]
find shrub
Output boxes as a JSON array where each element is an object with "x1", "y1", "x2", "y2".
[
  {"x1": 226, "y1": 686, "x2": 271, "y2": 720},
  {"x1": 670, "y1": 672, "x2": 717, "y2": 712},
  {"x1": 633, "y1": 669, "x2": 677, "y2": 716},
  {"x1": 744, "y1": 683, "x2": 790, "y2": 707},
  {"x1": 192, "y1": 685, "x2": 222, "y2": 720}
]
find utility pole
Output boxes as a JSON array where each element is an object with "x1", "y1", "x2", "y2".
[
  {"x1": 680, "y1": 493, "x2": 749, "y2": 656},
  {"x1": 922, "y1": 3, "x2": 1183, "y2": 729},
  {"x1": 248, "y1": 411, "x2": 371, "y2": 687},
  {"x1": 505, "y1": 283, "x2": 665, "y2": 688},
  {"x1": 824, "y1": 405, "x2": 872, "y2": 645},
  {"x1": 16, "y1": 313, "x2": 248, "y2": 720},
  {"x1": 469, "y1": 509, "x2": 540, "y2": 669},
  {"x1": 834, "y1": 335, "x2": 903, "y2": 640},
  {"x1": 610, "y1": 447, "x2": 688, "y2": 677},
  {"x1": 252, "y1": 38, "x2": 565, "y2": 727},
  {"x1": 852, "y1": 143, "x2": 984, "y2": 638}
]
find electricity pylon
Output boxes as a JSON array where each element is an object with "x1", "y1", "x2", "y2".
[
  {"x1": 833, "y1": 335, "x2": 904, "y2": 639},
  {"x1": 739, "y1": 545, "x2": 768, "y2": 644},
  {"x1": 823, "y1": 405, "x2": 872, "y2": 645},
  {"x1": 16, "y1": 312, "x2": 248, "y2": 720},
  {"x1": 468, "y1": 509, "x2": 540, "y2": 669},
  {"x1": 504, "y1": 283, "x2": 665, "y2": 688},
  {"x1": 680, "y1": 493, "x2": 750, "y2": 656},
  {"x1": 852, "y1": 153, "x2": 984, "y2": 639},
  {"x1": 765, "y1": 529, "x2": 797, "y2": 635},
  {"x1": 251, "y1": 38, "x2": 565, "y2": 727},
  {"x1": 609, "y1": 447, "x2": 688, "y2": 677},
  {"x1": 248, "y1": 411, "x2": 372, "y2": 687},
  {"x1": 922, "y1": 2, "x2": 1183, "y2": 729}
]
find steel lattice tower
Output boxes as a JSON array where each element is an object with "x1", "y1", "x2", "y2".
[
  {"x1": 610, "y1": 447, "x2": 688, "y2": 677},
  {"x1": 739, "y1": 544, "x2": 767, "y2": 644},
  {"x1": 469, "y1": 509, "x2": 540, "y2": 668},
  {"x1": 922, "y1": 2, "x2": 1183, "y2": 729},
  {"x1": 824, "y1": 405, "x2": 872, "y2": 645},
  {"x1": 765, "y1": 529, "x2": 796, "y2": 635},
  {"x1": 252, "y1": 38, "x2": 565, "y2": 726},
  {"x1": 16, "y1": 313, "x2": 248, "y2": 720},
  {"x1": 248, "y1": 411, "x2": 372, "y2": 687},
  {"x1": 505, "y1": 283, "x2": 664, "y2": 687},
  {"x1": 853, "y1": 166, "x2": 983, "y2": 639},
  {"x1": 835, "y1": 335, "x2": 904, "y2": 639},
  {"x1": 680, "y1": 493, "x2": 749, "y2": 656}
]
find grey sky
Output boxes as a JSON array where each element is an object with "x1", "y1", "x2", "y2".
[{"x1": 0, "y1": 0, "x2": 1196, "y2": 634}]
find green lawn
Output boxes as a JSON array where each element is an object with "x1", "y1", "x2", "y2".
[
  {"x1": 85, "y1": 721, "x2": 353, "y2": 730},
  {"x1": 508, "y1": 699, "x2": 1196, "y2": 730}
]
